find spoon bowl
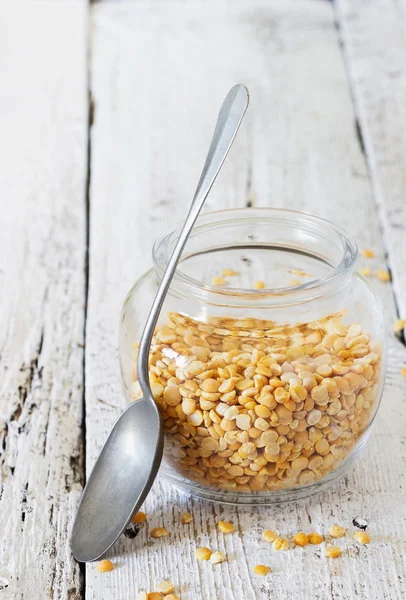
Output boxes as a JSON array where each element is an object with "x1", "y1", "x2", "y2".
[{"x1": 71, "y1": 400, "x2": 162, "y2": 562}]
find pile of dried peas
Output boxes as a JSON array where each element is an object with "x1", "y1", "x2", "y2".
[{"x1": 132, "y1": 311, "x2": 381, "y2": 493}]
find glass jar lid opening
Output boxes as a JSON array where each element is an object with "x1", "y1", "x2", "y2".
[{"x1": 152, "y1": 208, "x2": 357, "y2": 307}]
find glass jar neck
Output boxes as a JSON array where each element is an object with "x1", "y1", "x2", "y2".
[{"x1": 152, "y1": 208, "x2": 358, "y2": 309}]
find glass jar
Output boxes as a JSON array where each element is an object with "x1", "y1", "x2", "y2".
[{"x1": 119, "y1": 208, "x2": 386, "y2": 504}]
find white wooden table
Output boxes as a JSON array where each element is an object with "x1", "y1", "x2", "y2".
[{"x1": 1, "y1": 1, "x2": 406, "y2": 598}]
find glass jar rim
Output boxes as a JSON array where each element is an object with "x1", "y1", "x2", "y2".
[{"x1": 152, "y1": 207, "x2": 358, "y2": 307}]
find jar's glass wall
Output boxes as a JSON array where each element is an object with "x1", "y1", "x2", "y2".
[{"x1": 120, "y1": 209, "x2": 386, "y2": 504}]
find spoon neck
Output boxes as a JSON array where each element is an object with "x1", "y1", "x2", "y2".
[{"x1": 136, "y1": 218, "x2": 194, "y2": 393}]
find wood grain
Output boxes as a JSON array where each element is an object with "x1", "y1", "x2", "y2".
[
  {"x1": 0, "y1": 2, "x2": 87, "y2": 599},
  {"x1": 87, "y1": 1, "x2": 406, "y2": 599},
  {"x1": 337, "y1": 0, "x2": 406, "y2": 329}
]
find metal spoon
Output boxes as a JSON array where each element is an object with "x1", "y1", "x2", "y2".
[{"x1": 71, "y1": 84, "x2": 249, "y2": 563}]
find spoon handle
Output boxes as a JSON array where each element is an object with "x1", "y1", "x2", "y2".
[{"x1": 137, "y1": 84, "x2": 249, "y2": 392}]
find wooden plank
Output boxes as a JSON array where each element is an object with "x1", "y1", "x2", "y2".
[
  {"x1": 336, "y1": 0, "x2": 406, "y2": 326},
  {"x1": 0, "y1": 2, "x2": 88, "y2": 599},
  {"x1": 88, "y1": 1, "x2": 406, "y2": 599}
]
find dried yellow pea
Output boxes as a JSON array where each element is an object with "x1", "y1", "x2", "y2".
[
  {"x1": 157, "y1": 581, "x2": 175, "y2": 595},
  {"x1": 148, "y1": 594, "x2": 163, "y2": 600},
  {"x1": 272, "y1": 537, "x2": 289, "y2": 551},
  {"x1": 262, "y1": 529, "x2": 278, "y2": 543},
  {"x1": 253, "y1": 565, "x2": 270, "y2": 576},
  {"x1": 291, "y1": 268, "x2": 310, "y2": 277},
  {"x1": 96, "y1": 560, "x2": 114, "y2": 573},
  {"x1": 209, "y1": 551, "x2": 226, "y2": 564},
  {"x1": 217, "y1": 520, "x2": 235, "y2": 534},
  {"x1": 196, "y1": 547, "x2": 212, "y2": 561},
  {"x1": 354, "y1": 531, "x2": 371, "y2": 544},
  {"x1": 393, "y1": 319, "x2": 406, "y2": 333},
  {"x1": 308, "y1": 532, "x2": 323, "y2": 545},
  {"x1": 132, "y1": 511, "x2": 147, "y2": 524},
  {"x1": 151, "y1": 527, "x2": 168, "y2": 539},
  {"x1": 377, "y1": 269, "x2": 391, "y2": 282},
  {"x1": 181, "y1": 512, "x2": 193, "y2": 524},
  {"x1": 329, "y1": 525, "x2": 345, "y2": 538},
  {"x1": 325, "y1": 546, "x2": 342, "y2": 558},
  {"x1": 293, "y1": 532, "x2": 309, "y2": 546}
]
